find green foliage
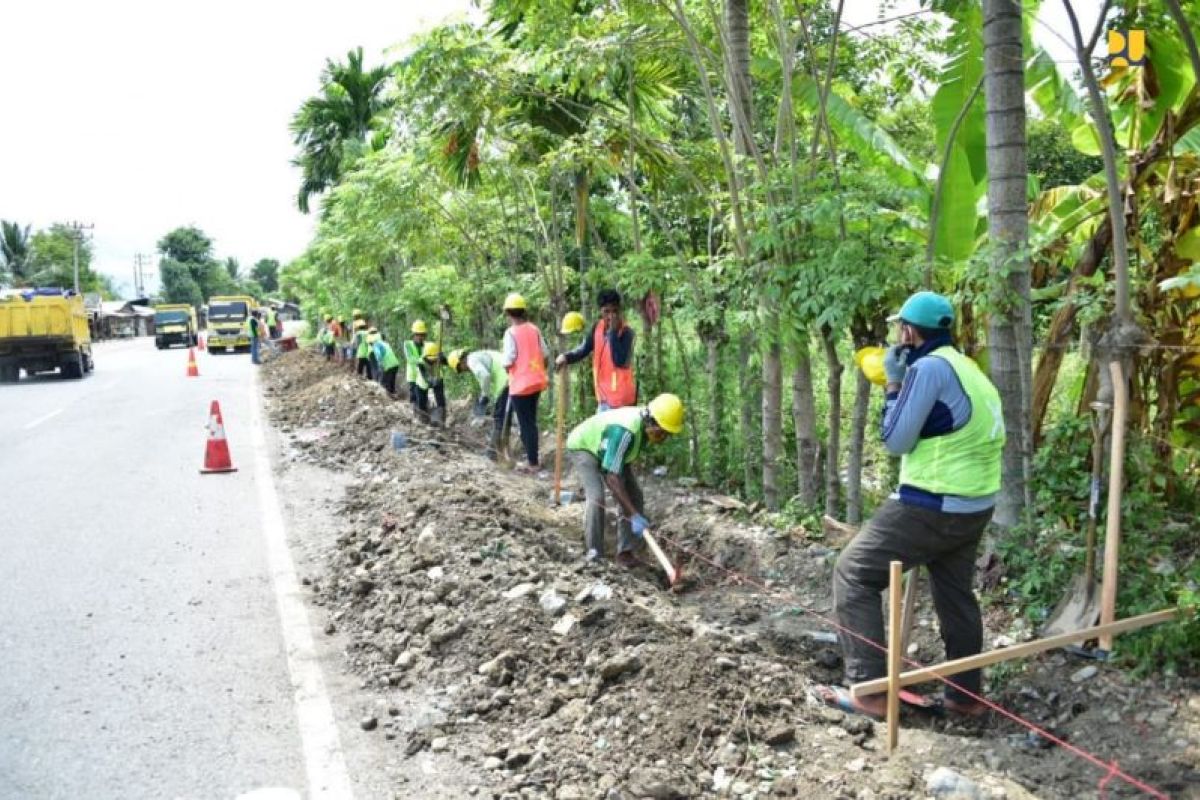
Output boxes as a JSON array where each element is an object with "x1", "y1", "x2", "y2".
[
  {"x1": 0, "y1": 220, "x2": 33, "y2": 284},
  {"x1": 24, "y1": 224, "x2": 107, "y2": 293},
  {"x1": 1027, "y1": 117, "x2": 1103, "y2": 190},
  {"x1": 252, "y1": 258, "x2": 280, "y2": 293},
  {"x1": 156, "y1": 225, "x2": 251, "y2": 305}
]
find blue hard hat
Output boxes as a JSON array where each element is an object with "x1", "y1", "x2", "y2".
[{"x1": 888, "y1": 291, "x2": 954, "y2": 329}]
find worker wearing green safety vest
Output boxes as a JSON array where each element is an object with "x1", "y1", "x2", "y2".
[
  {"x1": 404, "y1": 320, "x2": 428, "y2": 407},
  {"x1": 448, "y1": 349, "x2": 509, "y2": 459},
  {"x1": 265, "y1": 306, "x2": 278, "y2": 338},
  {"x1": 372, "y1": 332, "x2": 402, "y2": 396},
  {"x1": 352, "y1": 320, "x2": 371, "y2": 378},
  {"x1": 319, "y1": 316, "x2": 336, "y2": 361},
  {"x1": 813, "y1": 291, "x2": 1005, "y2": 723},
  {"x1": 565, "y1": 394, "x2": 685, "y2": 567}
]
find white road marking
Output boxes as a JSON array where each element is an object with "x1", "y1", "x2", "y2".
[
  {"x1": 247, "y1": 372, "x2": 355, "y2": 800},
  {"x1": 23, "y1": 408, "x2": 63, "y2": 430}
]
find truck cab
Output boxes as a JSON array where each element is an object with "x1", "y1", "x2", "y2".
[
  {"x1": 153, "y1": 304, "x2": 198, "y2": 349},
  {"x1": 205, "y1": 295, "x2": 258, "y2": 353}
]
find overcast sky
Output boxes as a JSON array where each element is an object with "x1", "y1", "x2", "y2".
[{"x1": 0, "y1": 1, "x2": 1094, "y2": 299}]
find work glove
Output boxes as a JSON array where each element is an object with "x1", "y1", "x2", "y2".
[
  {"x1": 883, "y1": 345, "x2": 910, "y2": 386},
  {"x1": 629, "y1": 514, "x2": 650, "y2": 538}
]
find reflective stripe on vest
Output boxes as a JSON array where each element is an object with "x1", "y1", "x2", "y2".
[
  {"x1": 566, "y1": 406, "x2": 645, "y2": 464},
  {"x1": 507, "y1": 322, "x2": 547, "y2": 396},
  {"x1": 898, "y1": 346, "x2": 1006, "y2": 497},
  {"x1": 592, "y1": 323, "x2": 636, "y2": 408}
]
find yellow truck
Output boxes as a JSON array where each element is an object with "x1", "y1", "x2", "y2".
[
  {"x1": 154, "y1": 303, "x2": 199, "y2": 349},
  {"x1": 0, "y1": 288, "x2": 94, "y2": 382},
  {"x1": 205, "y1": 295, "x2": 258, "y2": 353}
]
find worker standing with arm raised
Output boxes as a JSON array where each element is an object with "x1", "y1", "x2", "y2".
[
  {"x1": 812, "y1": 291, "x2": 1005, "y2": 721},
  {"x1": 566, "y1": 394, "x2": 684, "y2": 566},
  {"x1": 448, "y1": 348, "x2": 509, "y2": 460},
  {"x1": 501, "y1": 293, "x2": 549, "y2": 473},
  {"x1": 555, "y1": 289, "x2": 636, "y2": 411}
]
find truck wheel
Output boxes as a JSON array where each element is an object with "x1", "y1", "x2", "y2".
[
  {"x1": 62, "y1": 354, "x2": 84, "y2": 379},
  {"x1": 83, "y1": 353, "x2": 94, "y2": 373}
]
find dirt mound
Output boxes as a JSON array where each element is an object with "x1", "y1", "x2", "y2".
[{"x1": 265, "y1": 349, "x2": 1200, "y2": 799}]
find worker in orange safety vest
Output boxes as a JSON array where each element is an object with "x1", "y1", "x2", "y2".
[
  {"x1": 501, "y1": 292, "x2": 549, "y2": 473},
  {"x1": 555, "y1": 288, "x2": 636, "y2": 411}
]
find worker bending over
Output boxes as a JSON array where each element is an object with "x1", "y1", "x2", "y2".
[
  {"x1": 555, "y1": 288, "x2": 636, "y2": 410},
  {"x1": 415, "y1": 342, "x2": 448, "y2": 421},
  {"x1": 813, "y1": 291, "x2": 1004, "y2": 721},
  {"x1": 372, "y1": 330, "x2": 402, "y2": 397},
  {"x1": 501, "y1": 293, "x2": 549, "y2": 473},
  {"x1": 448, "y1": 348, "x2": 509, "y2": 460},
  {"x1": 566, "y1": 394, "x2": 684, "y2": 567}
]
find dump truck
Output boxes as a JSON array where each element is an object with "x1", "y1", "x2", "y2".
[
  {"x1": 0, "y1": 288, "x2": 94, "y2": 382},
  {"x1": 154, "y1": 303, "x2": 199, "y2": 349},
  {"x1": 205, "y1": 295, "x2": 258, "y2": 353}
]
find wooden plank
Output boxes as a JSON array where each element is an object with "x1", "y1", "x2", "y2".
[
  {"x1": 887, "y1": 561, "x2": 902, "y2": 755},
  {"x1": 850, "y1": 608, "x2": 1177, "y2": 697},
  {"x1": 900, "y1": 568, "x2": 920, "y2": 652},
  {"x1": 1100, "y1": 361, "x2": 1128, "y2": 650}
]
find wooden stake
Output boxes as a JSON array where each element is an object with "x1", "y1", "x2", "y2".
[
  {"x1": 900, "y1": 568, "x2": 920, "y2": 652},
  {"x1": 851, "y1": 608, "x2": 1177, "y2": 697},
  {"x1": 1100, "y1": 361, "x2": 1128, "y2": 651},
  {"x1": 887, "y1": 560, "x2": 902, "y2": 755},
  {"x1": 554, "y1": 368, "x2": 568, "y2": 504}
]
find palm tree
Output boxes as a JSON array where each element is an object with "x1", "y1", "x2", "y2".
[
  {"x1": 291, "y1": 47, "x2": 393, "y2": 213},
  {"x1": 1, "y1": 220, "x2": 32, "y2": 285}
]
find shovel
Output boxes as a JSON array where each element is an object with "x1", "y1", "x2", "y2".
[
  {"x1": 1043, "y1": 401, "x2": 1110, "y2": 640},
  {"x1": 553, "y1": 368, "x2": 568, "y2": 504},
  {"x1": 642, "y1": 528, "x2": 682, "y2": 589}
]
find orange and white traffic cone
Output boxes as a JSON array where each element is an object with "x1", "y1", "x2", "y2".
[
  {"x1": 199, "y1": 400, "x2": 238, "y2": 474},
  {"x1": 197, "y1": 334, "x2": 206, "y2": 352},
  {"x1": 186, "y1": 348, "x2": 200, "y2": 377}
]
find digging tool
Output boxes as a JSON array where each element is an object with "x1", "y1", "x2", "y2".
[
  {"x1": 1043, "y1": 398, "x2": 1110, "y2": 640},
  {"x1": 430, "y1": 305, "x2": 451, "y2": 426},
  {"x1": 498, "y1": 394, "x2": 514, "y2": 465},
  {"x1": 642, "y1": 528, "x2": 682, "y2": 588},
  {"x1": 553, "y1": 368, "x2": 568, "y2": 504}
]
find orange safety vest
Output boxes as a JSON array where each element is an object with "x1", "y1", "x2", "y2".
[
  {"x1": 507, "y1": 322, "x2": 548, "y2": 396},
  {"x1": 593, "y1": 323, "x2": 636, "y2": 408}
]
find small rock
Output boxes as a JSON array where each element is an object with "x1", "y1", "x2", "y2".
[
  {"x1": 1070, "y1": 665, "x2": 1099, "y2": 683},
  {"x1": 430, "y1": 620, "x2": 466, "y2": 645},
  {"x1": 846, "y1": 757, "x2": 866, "y2": 772},
  {"x1": 351, "y1": 578, "x2": 375, "y2": 597},
  {"x1": 504, "y1": 582, "x2": 537, "y2": 600},
  {"x1": 731, "y1": 780, "x2": 752, "y2": 796},
  {"x1": 556, "y1": 786, "x2": 587, "y2": 800},
  {"x1": 715, "y1": 656, "x2": 737, "y2": 670},
  {"x1": 323, "y1": 622, "x2": 336, "y2": 635},
  {"x1": 552, "y1": 614, "x2": 578, "y2": 636},
  {"x1": 430, "y1": 736, "x2": 449, "y2": 753},
  {"x1": 483, "y1": 756, "x2": 504, "y2": 770},
  {"x1": 505, "y1": 748, "x2": 534, "y2": 768},
  {"x1": 764, "y1": 725, "x2": 795, "y2": 745},
  {"x1": 415, "y1": 524, "x2": 442, "y2": 563},
  {"x1": 360, "y1": 716, "x2": 378, "y2": 731},
  {"x1": 479, "y1": 651, "x2": 516, "y2": 676},
  {"x1": 599, "y1": 653, "x2": 642, "y2": 680},
  {"x1": 395, "y1": 650, "x2": 414, "y2": 668},
  {"x1": 628, "y1": 767, "x2": 691, "y2": 799},
  {"x1": 926, "y1": 766, "x2": 981, "y2": 799},
  {"x1": 539, "y1": 590, "x2": 568, "y2": 617}
]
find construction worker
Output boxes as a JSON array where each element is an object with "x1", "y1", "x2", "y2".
[
  {"x1": 366, "y1": 326, "x2": 382, "y2": 381},
  {"x1": 418, "y1": 342, "x2": 449, "y2": 421},
  {"x1": 812, "y1": 291, "x2": 1005, "y2": 721},
  {"x1": 352, "y1": 319, "x2": 371, "y2": 378},
  {"x1": 555, "y1": 289, "x2": 636, "y2": 410},
  {"x1": 319, "y1": 315, "x2": 336, "y2": 360},
  {"x1": 448, "y1": 348, "x2": 509, "y2": 459},
  {"x1": 330, "y1": 315, "x2": 345, "y2": 363},
  {"x1": 501, "y1": 293, "x2": 549, "y2": 473},
  {"x1": 372, "y1": 330, "x2": 402, "y2": 397},
  {"x1": 404, "y1": 320, "x2": 429, "y2": 408},
  {"x1": 264, "y1": 304, "x2": 279, "y2": 339},
  {"x1": 566, "y1": 394, "x2": 685, "y2": 566},
  {"x1": 248, "y1": 309, "x2": 265, "y2": 365}
]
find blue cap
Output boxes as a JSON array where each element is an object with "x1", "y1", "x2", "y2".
[{"x1": 888, "y1": 291, "x2": 954, "y2": 329}]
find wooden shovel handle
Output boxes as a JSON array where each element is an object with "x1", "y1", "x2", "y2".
[{"x1": 642, "y1": 529, "x2": 679, "y2": 585}]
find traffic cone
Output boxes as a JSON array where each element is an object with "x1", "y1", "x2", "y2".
[
  {"x1": 197, "y1": 334, "x2": 205, "y2": 352},
  {"x1": 200, "y1": 400, "x2": 238, "y2": 474},
  {"x1": 186, "y1": 348, "x2": 200, "y2": 377}
]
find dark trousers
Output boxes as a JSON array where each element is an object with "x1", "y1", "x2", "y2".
[
  {"x1": 508, "y1": 391, "x2": 540, "y2": 467},
  {"x1": 410, "y1": 381, "x2": 446, "y2": 414},
  {"x1": 381, "y1": 367, "x2": 398, "y2": 395},
  {"x1": 356, "y1": 357, "x2": 370, "y2": 377},
  {"x1": 832, "y1": 499, "x2": 992, "y2": 702}
]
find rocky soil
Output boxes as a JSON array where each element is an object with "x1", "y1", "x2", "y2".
[{"x1": 264, "y1": 349, "x2": 1200, "y2": 800}]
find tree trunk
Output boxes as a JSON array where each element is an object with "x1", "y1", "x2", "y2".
[
  {"x1": 792, "y1": 341, "x2": 819, "y2": 507},
  {"x1": 738, "y1": 332, "x2": 760, "y2": 498},
  {"x1": 846, "y1": 322, "x2": 874, "y2": 524},
  {"x1": 705, "y1": 331, "x2": 726, "y2": 486},
  {"x1": 982, "y1": 0, "x2": 1033, "y2": 527},
  {"x1": 762, "y1": 335, "x2": 783, "y2": 510},
  {"x1": 821, "y1": 326, "x2": 842, "y2": 517}
]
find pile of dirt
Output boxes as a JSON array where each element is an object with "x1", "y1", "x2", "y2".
[{"x1": 263, "y1": 350, "x2": 1200, "y2": 800}]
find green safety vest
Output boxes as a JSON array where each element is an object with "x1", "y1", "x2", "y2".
[
  {"x1": 319, "y1": 328, "x2": 334, "y2": 345},
  {"x1": 404, "y1": 339, "x2": 425, "y2": 387},
  {"x1": 376, "y1": 341, "x2": 401, "y2": 371},
  {"x1": 472, "y1": 350, "x2": 509, "y2": 402},
  {"x1": 566, "y1": 406, "x2": 645, "y2": 464},
  {"x1": 898, "y1": 346, "x2": 1006, "y2": 497},
  {"x1": 355, "y1": 330, "x2": 369, "y2": 359}
]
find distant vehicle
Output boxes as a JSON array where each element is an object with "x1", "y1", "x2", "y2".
[
  {"x1": 0, "y1": 288, "x2": 94, "y2": 382},
  {"x1": 205, "y1": 295, "x2": 258, "y2": 353},
  {"x1": 154, "y1": 304, "x2": 199, "y2": 349}
]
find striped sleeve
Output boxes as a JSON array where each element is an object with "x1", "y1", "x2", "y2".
[{"x1": 598, "y1": 425, "x2": 635, "y2": 473}]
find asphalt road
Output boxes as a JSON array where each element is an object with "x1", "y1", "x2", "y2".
[{"x1": 0, "y1": 337, "x2": 342, "y2": 799}]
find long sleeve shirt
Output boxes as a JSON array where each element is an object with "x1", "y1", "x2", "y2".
[
  {"x1": 502, "y1": 326, "x2": 549, "y2": 368},
  {"x1": 563, "y1": 322, "x2": 634, "y2": 367},
  {"x1": 880, "y1": 333, "x2": 995, "y2": 513}
]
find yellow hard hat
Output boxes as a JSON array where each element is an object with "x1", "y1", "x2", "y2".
[
  {"x1": 647, "y1": 393, "x2": 685, "y2": 434},
  {"x1": 352, "y1": 308, "x2": 363, "y2": 317},
  {"x1": 422, "y1": 342, "x2": 441, "y2": 359},
  {"x1": 854, "y1": 347, "x2": 887, "y2": 387},
  {"x1": 323, "y1": 314, "x2": 332, "y2": 322},
  {"x1": 447, "y1": 348, "x2": 466, "y2": 371},
  {"x1": 560, "y1": 311, "x2": 585, "y2": 334},
  {"x1": 353, "y1": 319, "x2": 367, "y2": 329},
  {"x1": 411, "y1": 320, "x2": 428, "y2": 335},
  {"x1": 367, "y1": 331, "x2": 380, "y2": 344},
  {"x1": 503, "y1": 292, "x2": 527, "y2": 311}
]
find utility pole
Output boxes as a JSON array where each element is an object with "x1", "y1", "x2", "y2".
[
  {"x1": 67, "y1": 221, "x2": 94, "y2": 295},
  {"x1": 133, "y1": 253, "x2": 149, "y2": 297}
]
